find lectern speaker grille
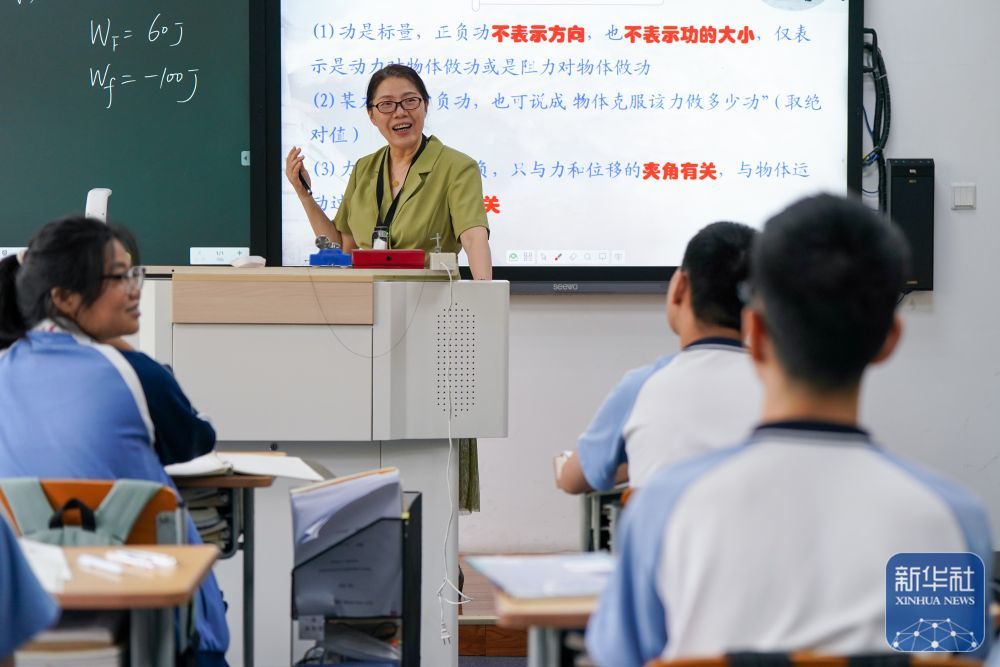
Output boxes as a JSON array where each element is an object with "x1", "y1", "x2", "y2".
[{"x1": 435, "y1": 302, "x2": 478, "y2": 414}]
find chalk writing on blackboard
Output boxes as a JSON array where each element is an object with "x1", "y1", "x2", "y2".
[
  {"x1": 88, "y1": 13, "x2": 195, "y2": 109},
  {"x1": 89, "y1": 64, "x2": 199, "y2": 109}
]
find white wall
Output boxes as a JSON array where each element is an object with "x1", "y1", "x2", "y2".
[
  {"x1": 461, "y1": 0, "x2": 1000, "y2": 553},
  {"x1": 466, "y1": 295, "x2": 675, "y2": 552}
]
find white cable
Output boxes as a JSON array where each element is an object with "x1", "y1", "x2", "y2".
[
  {"x1": 436, "y1": 264, "x2": 473, "y2": 645},
  {"x1": 304, "y1": 267, "x2": 428, "y2": 360}
]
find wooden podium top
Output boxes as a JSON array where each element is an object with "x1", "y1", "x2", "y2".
[
  {"x1": 147, "y1": 266, "x2": 450, "y2": 282},
  {"x1": 57, "y1": 545, "x2": 219, "y2": 610},
  {"x1": 158, "y1": 266, "x2": 453, "y2": 325}
]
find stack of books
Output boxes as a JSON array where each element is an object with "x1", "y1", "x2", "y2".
[{"x1": 17, "y1": 611, "x2": 124, "y2": 666}]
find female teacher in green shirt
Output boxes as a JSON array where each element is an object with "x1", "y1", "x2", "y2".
[{"x1": 286, "y1": 64, "x2": 493, "y2": 280}]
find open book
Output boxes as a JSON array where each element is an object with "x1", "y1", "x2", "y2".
[{"x1": 164, "y1": 451, "x2": 328, "y2": 482}]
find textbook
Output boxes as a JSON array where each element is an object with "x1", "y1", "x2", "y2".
[
  {"x1": 290, "y1": 467, "x2": 402, "y2": 566},
  {"x1": 290, "y1": 468, "x2": 404, "y2": 617},
  {"x1": 164, "y1": 451, "x2": 329, "y2": 481}
]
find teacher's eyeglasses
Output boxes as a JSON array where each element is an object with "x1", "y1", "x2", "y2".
[
  {"x1": 370, "y1": 96, "x2": 424, "y2": 114},
  {"x1": 102, "y1": 266, "x2": 146, "y2": 292}
]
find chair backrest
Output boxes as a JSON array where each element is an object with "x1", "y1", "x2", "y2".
[
  {"x1": 0, "y1": 479, "x2": 180, "y2": 545},
  {"x1": 646, "y1": 654, "x2": 982, "y2": 667}
]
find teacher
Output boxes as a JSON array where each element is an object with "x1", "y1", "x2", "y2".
[{"x1": 286, "y1": 64, "x2": 493, "y2": 280}]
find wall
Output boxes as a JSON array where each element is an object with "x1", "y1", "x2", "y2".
[{"x1": 461, "y1": 0, "x2": 1000, "y2": 553}]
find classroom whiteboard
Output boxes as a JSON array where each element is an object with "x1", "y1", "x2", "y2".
[{"x1": 279, "y1": 0, "x2": 855, "y2": 272}]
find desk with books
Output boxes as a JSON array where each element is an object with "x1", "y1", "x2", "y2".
[
  {"x1": 469, "y1": 553, "x2": 609, "y2": 667},
  {"x1": 52, "y1": 544, "x2": 218, "y2": 667},
  {"x1": 172, "y1": 472, "x2": 274, "y2": 667}
]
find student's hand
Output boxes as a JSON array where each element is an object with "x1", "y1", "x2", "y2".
[
  {"x1": 553, "y1": 450, "x2": 572, "y2": 485},
  {"x1": 285, "y1": 147, "x2": 312, "y2": 197},
  {"x1": 555, "y1": 451, "x2": 596, "y2": 495}
]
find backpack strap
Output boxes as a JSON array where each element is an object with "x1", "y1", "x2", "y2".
[
  {"x1": 94, "y1": 479, "x2": 163, "y2": 544},
  {"x1": 0, "y1": 478, "x2": 55, "y2": 535},
  {"x1": 48, "y1": 498, "x2": 98, "y2": 531}
]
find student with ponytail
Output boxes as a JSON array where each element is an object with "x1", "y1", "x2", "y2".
[{"x1": 0, "y1": 217, "x2": 230, "y2": 666}]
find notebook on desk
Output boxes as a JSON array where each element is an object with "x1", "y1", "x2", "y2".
[
  {"x1": 165, "y1": 452, "x2": 329, "y2": 481},
  {"x1": 467, "y1": 553, "x2": 614, "y2": 600}
]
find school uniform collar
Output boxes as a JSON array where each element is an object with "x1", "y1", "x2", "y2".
[
  {"x1": 30, "y1": 317, "x2": 96, "y2": 344},
  {"x1": 32, "y1": 317, "x2": 85, "y2": 337},
  {"x1": 683, "y1": 336, "x2": 745, "y2": 351},
  {"x1": 751, "y1": 420, "x2": 872, "y2": 444}
]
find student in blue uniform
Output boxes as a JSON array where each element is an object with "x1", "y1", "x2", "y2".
[
  {"x1": 586, "y1": 195, "x2": 993, "y2": 665},
  {"x1": 0, "y1": 217, "x2": 229, "y2": 667},
  {"x1": 0, "y1": 514, "x2": 59, "y2": 664},
  {"x1": 556, "y1": 221, "x2": 762, "y2": 493}
]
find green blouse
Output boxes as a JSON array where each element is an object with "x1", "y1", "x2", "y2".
[{"x1": 333, "y1": 135, "x2": 489, "y2": 253}]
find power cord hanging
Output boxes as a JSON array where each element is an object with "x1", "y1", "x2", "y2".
[
  {"x1": 435, "y1": 263, "x2": 473, "y2": 646},
  {"x1": 861, "y1": 28, "x2": 891, "y2": 212}
]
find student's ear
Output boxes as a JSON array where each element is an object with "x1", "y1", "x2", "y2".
[
  {"x1": 871, "y1": 314, "x2": 903, "y2": 365},
  {"x1": 49, "y1": 287, "x2": 81, "y2": 318},
  {"x1": 743, "y1": 306, "x2": 768, "y2": 364},
  {"x1": 669, "y1": 269, "x2": 688, "y2": 307}
]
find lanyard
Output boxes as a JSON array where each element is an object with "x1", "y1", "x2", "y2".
[{"x1": 373, "y1": 135, "x2": 428, "y2": 245}]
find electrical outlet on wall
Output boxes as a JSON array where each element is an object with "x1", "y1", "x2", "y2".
[{"x1": 951, "y1": 183, "x2": 976, "y2": 210}]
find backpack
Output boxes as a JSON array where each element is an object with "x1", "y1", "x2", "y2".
[{"x1": 0, "y1": 478, "x2": 166, "y2": 546}]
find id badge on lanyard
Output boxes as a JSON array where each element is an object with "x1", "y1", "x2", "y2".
[{"x1": 372, "y1": 135, "x2": 428, "y2": 249}]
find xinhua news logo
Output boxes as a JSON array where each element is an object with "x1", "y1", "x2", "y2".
[{"x1": 885, "y1": 552, "x2": 985, "y2": 653}]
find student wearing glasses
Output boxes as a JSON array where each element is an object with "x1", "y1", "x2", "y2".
[
  {"x1": 285, "y1": 64, "x2": 493, "y2": 279},
  {"x1": 0, "y1": 217, "x2": 229, "y2": 666}
]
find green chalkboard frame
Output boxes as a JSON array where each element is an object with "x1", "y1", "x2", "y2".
[{"x1": 0, "y1": 0, "x2": 269, "y2": 266}]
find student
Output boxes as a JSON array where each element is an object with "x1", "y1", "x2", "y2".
[
  {"x1": 0, "y1": 515, "x2": 59, "y2": 665},
  {"x1": 556, "y1": 221, "x2": 762, "y2": 493},
  {"x1": 586, "y1": 194, "x2": 993, "y2": 665},
  {"x1": 0, "y1": 217, "x2": 229, "y2": 667}
]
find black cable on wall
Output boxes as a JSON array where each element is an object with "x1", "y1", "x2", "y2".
[{"x1": 862, "y1": 28, "x2": 891, "y2": 212}]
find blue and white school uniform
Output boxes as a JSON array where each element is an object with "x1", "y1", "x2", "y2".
[
  {"x1": 576, "y1": 338, "x2": 761, "y2": 490},
  {"x1": 0, "y1": 514, "x2": 59, "y2": 658},
  {"x1": 586, "y1": 422, "x2": 994, "y2": 666},
  {"x1": 0, "y1": 324, "x2": 228, "y2": 664}
]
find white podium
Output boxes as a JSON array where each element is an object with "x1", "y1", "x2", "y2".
[{"x1": 138, "y1": 267, "x2": 509, "y2": 667}]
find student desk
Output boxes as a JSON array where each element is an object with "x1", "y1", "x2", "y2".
[
  {"x1": 494, "y1": 591, "x2": 597, "y2": 667},
  {"x1": 173, "y1": 472, "x2": 274, "y2": 667},
  {"x1": 56, "y1": 544, "x2": 218, "y2": 667}
]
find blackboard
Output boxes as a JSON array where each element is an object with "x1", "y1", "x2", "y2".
[{"x1": 0, "y1": 0, "x2": 253, "y2": 264}]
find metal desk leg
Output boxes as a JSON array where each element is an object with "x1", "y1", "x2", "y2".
[
  {"x1": 242, "y1": 488, "x2": 255, "y2": 667},
  {"x1": 528, "y1": 627, "x2": 563, "y2": 667},
  {"x1": 130, "y1": 608, "x2": 174, "y2": 667}
]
